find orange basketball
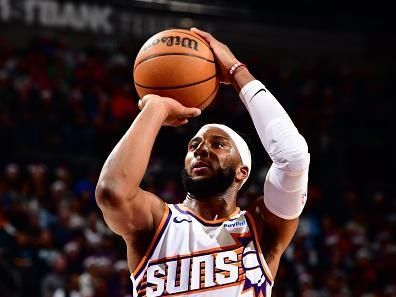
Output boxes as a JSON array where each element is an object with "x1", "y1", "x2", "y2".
[{"x1": 133, "y1": 29, "x2": 219, "y2": 109}]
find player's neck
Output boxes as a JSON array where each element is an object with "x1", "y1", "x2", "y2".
[{"x1": 182, "y1": 190, "x2": 238, "y2": 221}]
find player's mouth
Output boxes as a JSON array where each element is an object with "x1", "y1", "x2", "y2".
[{"x1": 191, "y1": 160, "x2": 211, "y2": 175}]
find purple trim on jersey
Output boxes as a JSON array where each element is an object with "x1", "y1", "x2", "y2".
[
  {"x1": 134, "y1": 208, "x2": 172, "y2": 278},
  {"x1": 244, "y1": 213, "x2": 273, "y2": 286}
]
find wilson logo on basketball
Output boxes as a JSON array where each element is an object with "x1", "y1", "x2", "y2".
[{"x1": 142, "y1": 36, "x2": 199, "y2": 52}]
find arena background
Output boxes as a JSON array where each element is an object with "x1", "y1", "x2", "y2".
[{"x1": 0, "y1": 0, "x2": 394, "y2": 296}]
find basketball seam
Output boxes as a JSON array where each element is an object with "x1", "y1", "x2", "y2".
[
  {"x1": 133, "y1": 53, "x2": 215, "y2": 71},
  {"x1": 135, "y1": 73, "x2": 218, "y2": 90},
  {"x1": 197, "y1": 83, "x2": 219, "y2": 108}
]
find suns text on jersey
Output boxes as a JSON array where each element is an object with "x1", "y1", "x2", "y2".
[{"x1": 137, "y1": 246, "x2": 245, "y2": 296}]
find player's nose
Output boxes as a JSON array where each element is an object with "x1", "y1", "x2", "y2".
[{"x1": 193, "y1": 141, "x2": 209, "y2": 158}]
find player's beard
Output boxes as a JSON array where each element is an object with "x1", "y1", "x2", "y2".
[{"x1": 181, "y1": 165, "x2": 236, "y2": 199}]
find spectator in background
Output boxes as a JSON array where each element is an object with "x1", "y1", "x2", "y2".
[
  {"x1": 109, "y1": 260, "x2": 133, "y2": 297},
  {"x1": 41, "y1": 254, "x2": 68, "y2": 297},
  {"x1": 53, "y1": 273, "x2": 82, "y2": 297}
]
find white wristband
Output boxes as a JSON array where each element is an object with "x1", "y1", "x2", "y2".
[{"x1": 229, "y1": 62, "x2": 247, "y2": 77}]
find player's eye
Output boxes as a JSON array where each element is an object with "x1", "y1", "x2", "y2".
[
  {"x1": 212, "y1": 141, "x2": 226, "y2": 149},
  {"x1": 188, "y1": 141, "x2": 200, "y2": 150}
]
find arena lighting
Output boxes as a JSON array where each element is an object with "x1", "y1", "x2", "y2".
[{"x1": 130, "y1": 0, "x2": 251, "y2": 16}]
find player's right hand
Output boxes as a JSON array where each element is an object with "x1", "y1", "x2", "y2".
[
  {"x1": 138, "y1": 94, "x2": 201, "y2": 127},
  {"x1": 190, "y1": 27, "x2": 239, "y2": 85}
]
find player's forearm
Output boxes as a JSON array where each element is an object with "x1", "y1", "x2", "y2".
[
  {"x1": 239, "y1": 79, "x2": 309, "y2": 173},
  {"x1": 239, "y1": 79, "x2": 310, "y2": 219},
  {"x1": 96, "y1": 102, "x2": 168, "y2": 205}
]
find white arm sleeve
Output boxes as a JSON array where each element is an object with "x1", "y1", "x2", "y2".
[{"x1": 239, "y1": 80, "x2": 310, "y2": 220}]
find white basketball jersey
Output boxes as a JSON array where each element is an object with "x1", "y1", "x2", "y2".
[{"x1": 131, "y1": 204, "x2": 274, "y2": 297}]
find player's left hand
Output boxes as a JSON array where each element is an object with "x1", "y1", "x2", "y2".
[{"x1": 138, "y1": 94, "x2": 201, "y2": 127}]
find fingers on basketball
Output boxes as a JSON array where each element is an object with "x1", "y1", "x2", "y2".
[
  {"x1": 191, "y1": 27, "x2": 215, "y2": 44},
  {"x1": 178, "y1": 118, "x2": 189, "y2": 125},
  {"x1": 183, "y1": 107, "x2": 201, "y2": 118}
]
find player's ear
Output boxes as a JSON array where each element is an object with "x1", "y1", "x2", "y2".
[{"x1": 235, "y1": 165, "x2": 249, "y2": 182}]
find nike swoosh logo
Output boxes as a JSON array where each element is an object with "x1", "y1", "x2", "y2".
[
  {"x1": 173, "y1": 217, "x2": 193, "y2": 224},
  {"x1": 249, "y1": 88, "x2": 266, "y2": 102}
]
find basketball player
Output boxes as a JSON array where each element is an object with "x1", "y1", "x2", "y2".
[{"x1": 96, "y1": 28, "x2": 310, "y2": 297}]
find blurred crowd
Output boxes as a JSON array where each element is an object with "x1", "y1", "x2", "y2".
[{"x1": 0, "y1": 35, "x2": 394, "y2": 297}]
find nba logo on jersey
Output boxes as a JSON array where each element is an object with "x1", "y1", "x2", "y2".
[{"x1": 131, "y1": 204, "x2": 274, "y2": 296}]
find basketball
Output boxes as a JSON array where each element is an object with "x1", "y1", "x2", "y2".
[{"x1": 133, "y1": 29, "x2": 220, "y2": 109}]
